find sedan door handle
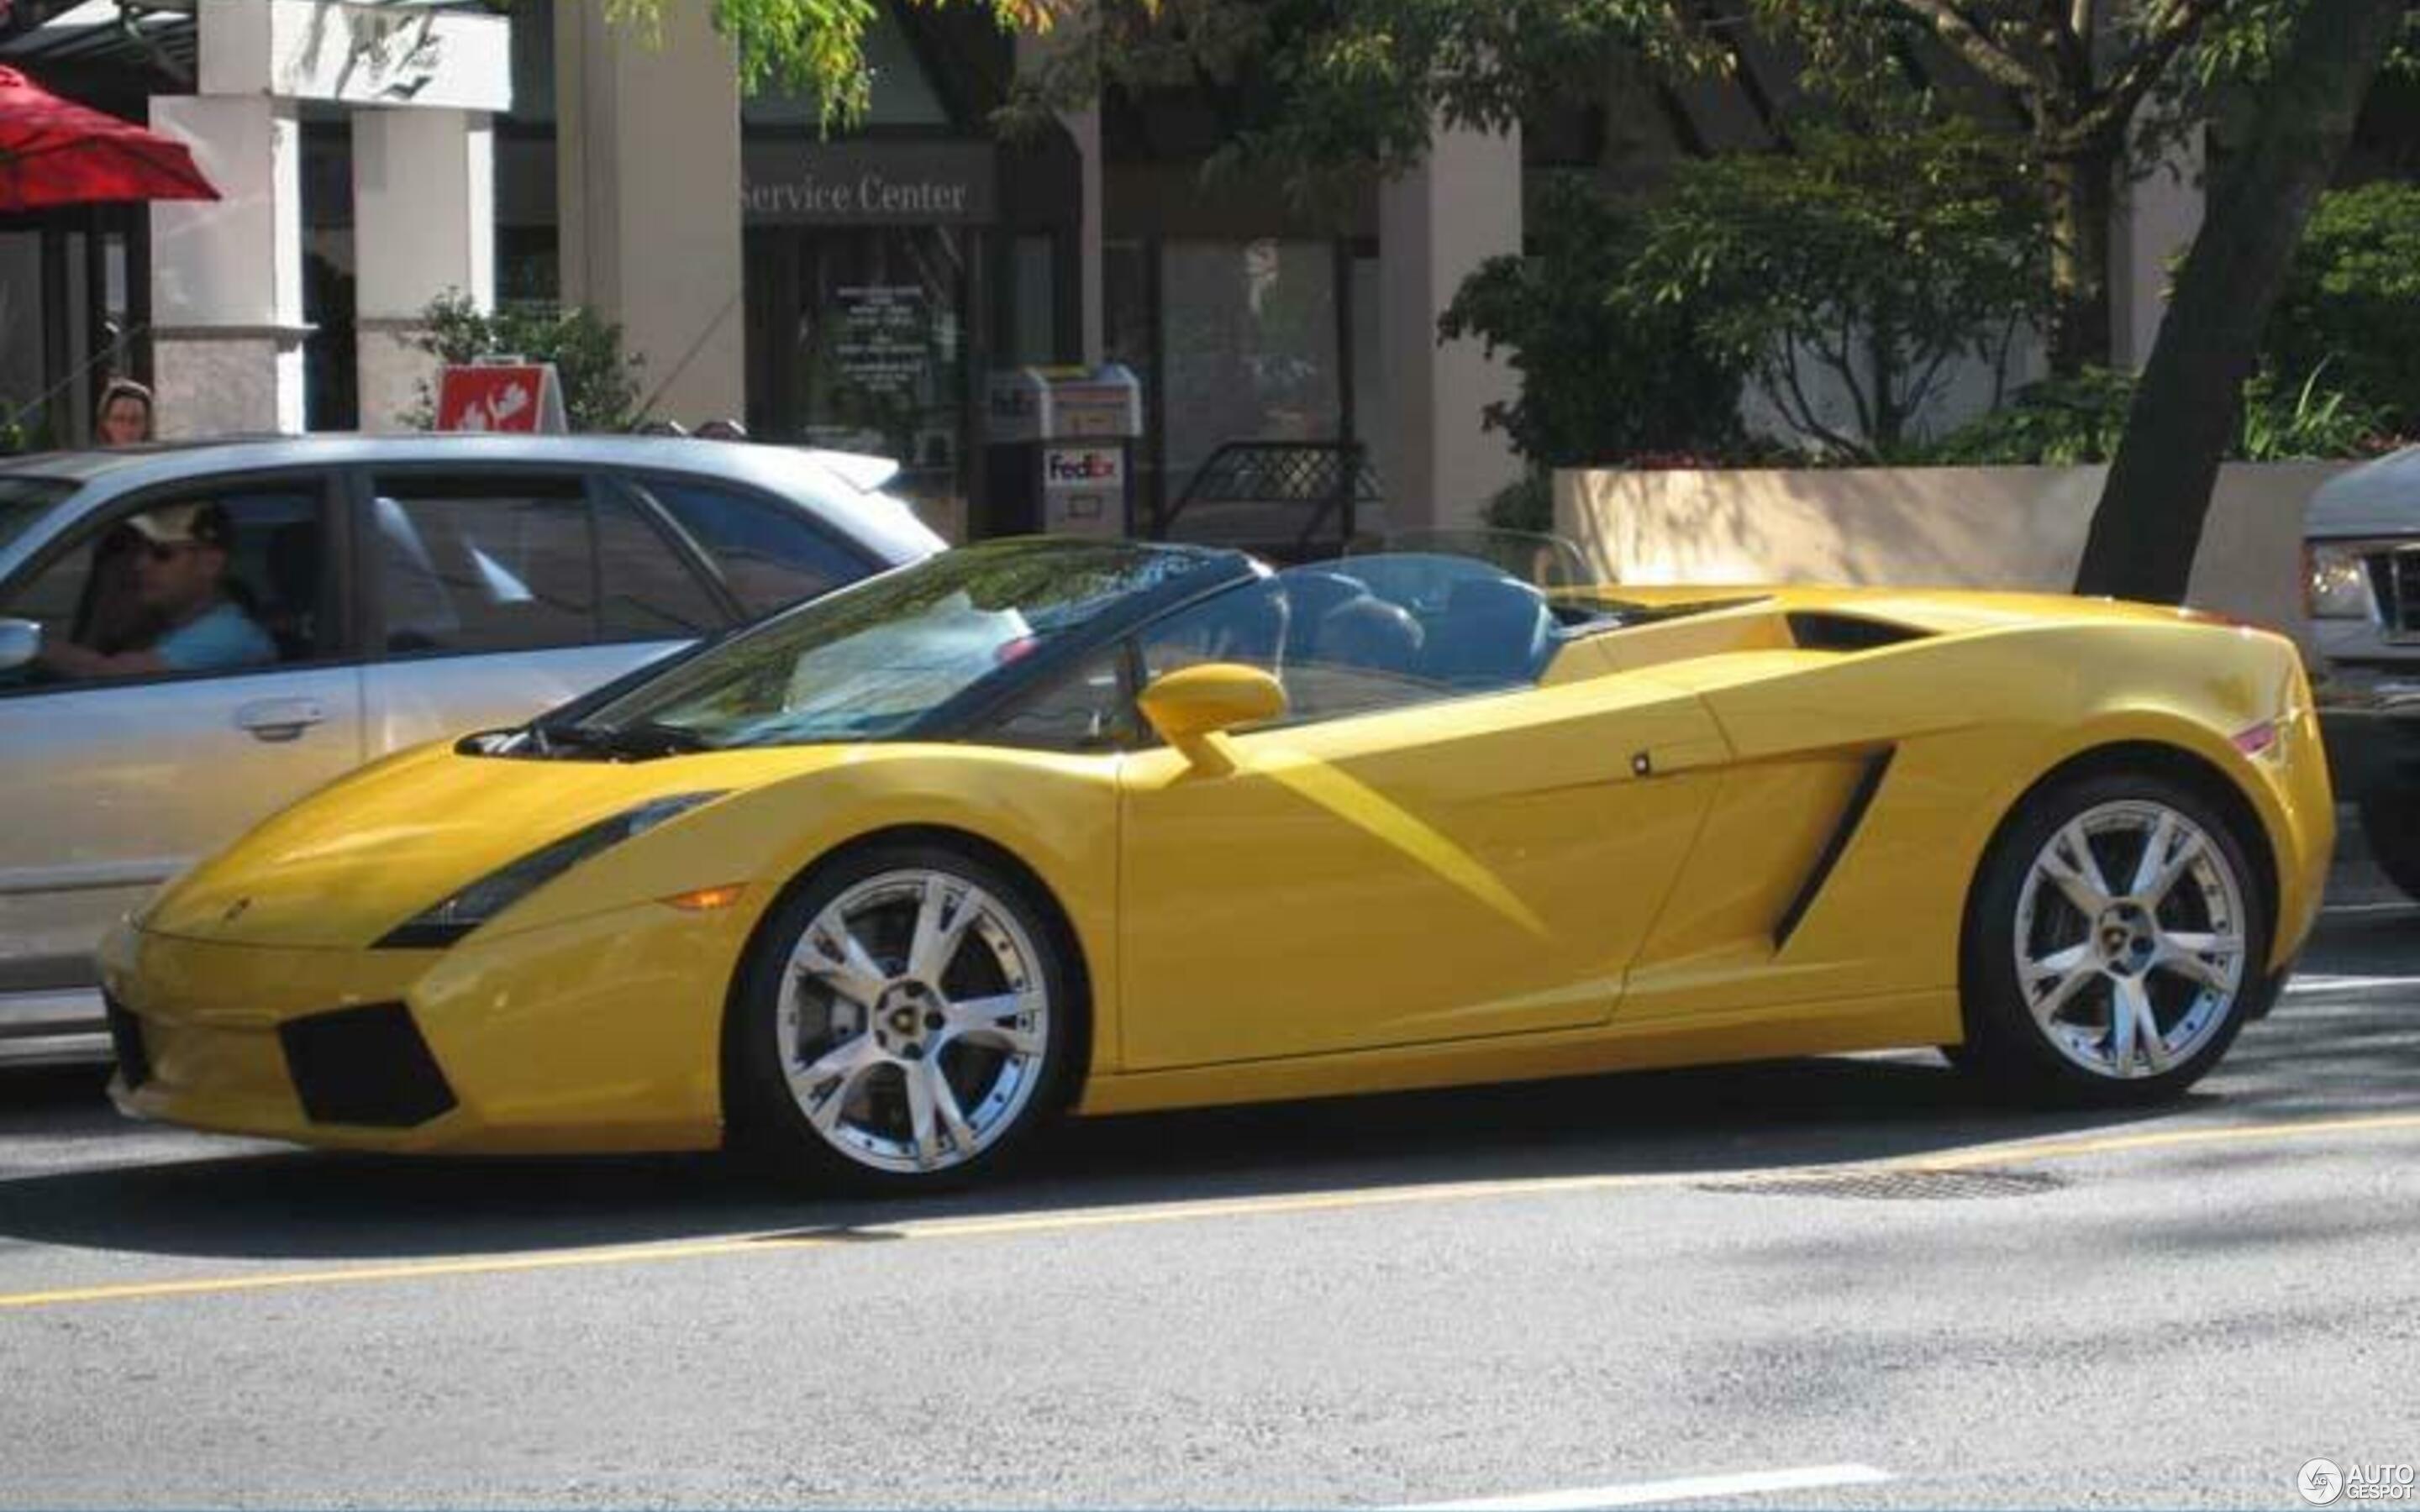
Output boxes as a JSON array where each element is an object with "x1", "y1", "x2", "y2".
[{"x1": 235, "y1": 697, "x2": 327, "y2": 743}]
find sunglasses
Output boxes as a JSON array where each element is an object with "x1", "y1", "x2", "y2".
[{"x1": 139, "y1": 541, "x2": 202, "y2": 564}]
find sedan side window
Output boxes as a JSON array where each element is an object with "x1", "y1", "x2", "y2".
[
  {"x1": 371, "y1": 475, "x2": 594, "y2": 654},
  {"x1": 0, "y1": 483, "x2": 329, "y2": 692},
  {"x1": 643, "y1": 479, "x2": 876, "y2": 618}
]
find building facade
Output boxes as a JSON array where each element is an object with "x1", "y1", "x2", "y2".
[{"x1": 3, "y1": 0, "x2": 2225, "y2": 543}]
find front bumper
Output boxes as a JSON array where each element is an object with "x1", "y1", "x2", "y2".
[{"x1": 100, "y1": 900, "x2": 751, "y2": 1156}]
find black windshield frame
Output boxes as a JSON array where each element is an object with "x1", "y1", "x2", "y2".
[{"x1": 523, "y1": 538, "x2": 1260, "y2": 750}]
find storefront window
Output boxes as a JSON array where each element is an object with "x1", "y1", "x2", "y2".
[
  {"x1": 497, "y1": 0, "x2": 559, "y2": 303},
  {"x1": 0, "y1": 233, "x2": 46, "y2": 448},
  {"x1": 1159, "y1": 239, "x2": 1341, "y2": 501},
  {"x1": 744, "y1": 223, "x2": 971, "y2": 519}
]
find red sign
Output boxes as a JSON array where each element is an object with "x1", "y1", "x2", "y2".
[{"x1": 435, "y1": 364, "x2": 566, "y2": 433}]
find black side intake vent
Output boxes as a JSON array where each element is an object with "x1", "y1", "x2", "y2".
[
  {"x1": 279, "y1": 1003, "x2": 456, "y2": 1127},
  {"x1": 1786, "y1": 612, "x2": 1931, "y2": 653}
]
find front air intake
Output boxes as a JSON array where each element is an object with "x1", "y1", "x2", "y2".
[{"x1": 278, "y1": 1003, "x2": 456, "y2": 1127}]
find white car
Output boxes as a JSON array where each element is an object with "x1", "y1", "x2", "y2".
[{"x1": 0, "y1": 434, "x2": 942, "y2": 1065}]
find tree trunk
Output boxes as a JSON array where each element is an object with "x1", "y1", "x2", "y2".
[
  {"x1": 2072, "y1": 0, "x2": 2406, "y2": 603},
  {"x1": 2043, "y1": 147, "x2": 2117, "y2": 376}
]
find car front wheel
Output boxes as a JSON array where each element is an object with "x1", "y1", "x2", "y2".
[
  {"x1": 1956, "y1": 772, "x2": 2272, "y2": 1104},
  {"x1": 729, "y1": 842, "x2": 1080, "y2": 1192}
]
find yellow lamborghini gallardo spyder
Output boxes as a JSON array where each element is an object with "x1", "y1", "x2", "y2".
[{"x1": 104, "y1": 538, "x2": 2333, "y2": 1191}]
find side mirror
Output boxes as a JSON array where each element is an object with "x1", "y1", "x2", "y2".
[
  {"x1": 1137, "y1": 663, "x2": 1286, "y2": 755},
  {"x1": 0, "y1": 618, "x2": 39, "y2": 672}
]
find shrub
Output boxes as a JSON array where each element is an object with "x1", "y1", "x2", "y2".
[
  {"x1": 1923, "y1": 364, "x2": 2392, "y2": 465},
  {"x1": 1441, "y1": 176, "x2": 1748, "y2": 471},
  {"x1": 407, "y1": 291, "x2": 645, "y2": 433},
  {"x1": 2264, "y1": 181, "x2": 2420, "y2": 437}
]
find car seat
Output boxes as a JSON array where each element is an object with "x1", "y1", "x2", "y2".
[
  {"x1": 1311, "y1": 596, "x2": 1424, "y2": 678},
  {"x1": 1276, "y1": 570, "x2": 1370, "y2": 663},
  {"x1": 1422, "y1": 576, "x2": 1554, "y2": 688}
]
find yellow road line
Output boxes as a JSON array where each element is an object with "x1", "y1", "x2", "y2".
[{"x1": 5, "y1": 1110, "x2": 2418, "y2": 1313}]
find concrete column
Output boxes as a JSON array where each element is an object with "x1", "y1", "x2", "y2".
[
  {"x1": 148, "y1": 95, "x2": 308, "y2": 437},
  {"x1": 353, "y1": 109, "x2": 497, "y2": 432},
  {"x1": 556, "y1": 0, "x2": 744, "y2": 426},
  {"x1": 2112, "y1": 134, "x2": 2206, "y2": 370},
  {"x1": 1378, "y1": 123, "x2": 1523, "y2": 534},
  {"x1": 1066, "y1": 102, "x2": 1105, "y2": 367}
]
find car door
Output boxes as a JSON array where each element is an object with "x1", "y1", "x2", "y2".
[
  {"x1": 0, "y1": 470, "x2": 364, "y2": 1015},
  {"x1": 355, "y1": 466, "x2": 733, "y2": 752},
  {"x1": 1115, "y1": 575, "x2": 1729, "y2": 1070}
]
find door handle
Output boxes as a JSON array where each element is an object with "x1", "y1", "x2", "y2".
[{"x1": 235, "y1": 697, "x2": 327, "y2": 743}]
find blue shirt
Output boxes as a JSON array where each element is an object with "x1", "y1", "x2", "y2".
[{"x1": 156, "y1": 601, "x2": 277, "y2": 673}]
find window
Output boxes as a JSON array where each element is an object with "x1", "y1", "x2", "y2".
[
  {"x1": 595, "y1": 488, "x2": 725, "y2": 640},
  {"x1": 1130, "y1": 559, "x2": 1549, "y2": 734},
  {"x1": 371, "y1": 474, "x2": 593, "y2": 654},
  {"x1": 0, "y1": 481, "x2": 329, "y2": 692},
  {"x1": 644, "y1": 478, "x2": 872, "y2": 618},
  {"x1": 976, "y1": 647, "x2": 1134, "y2": 752}
]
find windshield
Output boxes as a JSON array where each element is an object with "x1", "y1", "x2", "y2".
[
  {"x1": 570, "y1": 539, "x2": 1222, "y2": 750},
  {"x1": 0, "y1": 477, "x2": 75, "y2": 556}
]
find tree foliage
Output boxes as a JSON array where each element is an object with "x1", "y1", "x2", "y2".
[
  {"x1": 1438, "y1": 177, "x2": 1745, "y2": 470},
  {"x1": 2075, "y1": 0, "x2": 2409, "y2": 601},
  {"x1": 2262, "y1": 180, "x2": 2420, "y2": 438},
  {"x1": 1627, "y1": 116, "x2": 2047, "y2": 460},
  {"x1": 602, "y1": 0, "x2": 1066, "y2": 125}
]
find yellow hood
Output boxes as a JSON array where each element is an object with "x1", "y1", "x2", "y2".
[{"x1": 142, "y1": 740, "x2": 838, "y2": 949}]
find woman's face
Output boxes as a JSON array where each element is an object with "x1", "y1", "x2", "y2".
[{"x1": 98, "y1": 396, "x2": 150, "y2": 446}]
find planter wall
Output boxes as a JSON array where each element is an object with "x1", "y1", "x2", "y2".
[{"x1": 1555, "y1": 462, "x2": 2358, "y2": 646}]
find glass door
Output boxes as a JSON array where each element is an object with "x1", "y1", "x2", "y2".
[{"x1": 745, "y1": 224, "x2": 974, "y2": 534}]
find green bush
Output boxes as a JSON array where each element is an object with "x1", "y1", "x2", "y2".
[
  {"x1": 1627, "y1": 116, "x2": 2048, "y2": 461},
  {"x1": 2264, "y1": 181, "x2": 2420, "y2": 438},
  {"x1": 1441, "y1": 176, "x2": 1748, "y2": 471},
  {"x1": 408, "y1": 291, "x2": 645, "y2": 433},
  {"x1": 1923, "y1": 364, "x2": 2391, "y2": 465}
]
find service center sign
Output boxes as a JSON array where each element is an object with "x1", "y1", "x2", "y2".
[{"x1": 743, "y1": 142, "x2": 997, "y2": 225}]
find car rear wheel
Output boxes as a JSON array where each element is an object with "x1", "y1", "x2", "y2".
[
  {"x1": 729, "y1": 842, "x2": 1080, "y2": 1193},
  {"x1": 1956, "y1": 772, "x2": 2271, "y2": 1104}
]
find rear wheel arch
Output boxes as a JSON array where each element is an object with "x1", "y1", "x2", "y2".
[
  {"x1": 717, "y1": 823, "x2": 1097, "y2": 1135},
  {"x1": 1964, "y1": 740, "x2": 2281, "y2": 977},
  {"x1": 1950, "y1": 741, "x2": 2281, "y2": 1099}
]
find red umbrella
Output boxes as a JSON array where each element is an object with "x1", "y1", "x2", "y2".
[{"x1": 0, "y1": 64, "x2": 218, "y2": 211}]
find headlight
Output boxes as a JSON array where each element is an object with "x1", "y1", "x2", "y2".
[
  {"x1": 2307, "y1": 543, "x2": 2381, "y2": 622},
  {"x1": 376, "y1": 792, "x2": 726, "y2": 948}
]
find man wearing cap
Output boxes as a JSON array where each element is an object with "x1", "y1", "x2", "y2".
[{"x1": 39, "y1": 504, "x2": 276, "y2": 680}]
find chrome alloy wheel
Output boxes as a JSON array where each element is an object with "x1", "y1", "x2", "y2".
[
  {"x1": 776, "y1": 869, "x2": 1051, "y2": 1174},
  {"x1": 2012, "y1": 800, "x2": 2249, "y2": 1080}
]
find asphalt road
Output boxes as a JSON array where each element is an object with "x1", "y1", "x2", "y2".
[{"x1": 3, "y1": 895, "x2": 2415, "y2": 1509}]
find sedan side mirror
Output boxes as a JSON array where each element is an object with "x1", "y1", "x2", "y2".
[
  {"x1": 0, "y1": 617, "x2": 39, "y2": 672},
  {"x1": 1138, "y1": 663, "x2": 1286, "y2": 767}
]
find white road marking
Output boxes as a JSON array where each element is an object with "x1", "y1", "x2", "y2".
[
  {"x1": 2319, "y1": 900, "x2": 2418, "y2": 916},
  {"x1": 1391, "y1": 1463, "x2": 1894, "y2": 1511},
  {"x1": 2285, "y1": 974, "x2": 2420, "y2": 995}
]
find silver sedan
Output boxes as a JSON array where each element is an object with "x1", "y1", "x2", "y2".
[{"x1": 0, "y1": 434, "x2": 944, "y2": 1066}]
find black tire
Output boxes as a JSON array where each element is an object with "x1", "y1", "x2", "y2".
[
  {"x1": 726, "y1": 840, "x2": 1084, "y2": 1194},
  {"x1": 1957, "y1": 770, "x2": 2273, "y2": 1105},
  {"x1": 2357, "y1": 795, "x2": 2420, "y2": 903}
]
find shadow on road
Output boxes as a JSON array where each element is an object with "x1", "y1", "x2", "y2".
[
  {"x1": 0, "y1": 1052, "x2": 2170, "y2": 1266},
  {"x1": 0, "y1": 906, "x2": 2410, "y2": 1269}
]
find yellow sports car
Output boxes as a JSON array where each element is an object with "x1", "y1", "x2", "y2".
[{"x1": 103, "y1": 538, "x2": 2333, "y2": 1191}]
